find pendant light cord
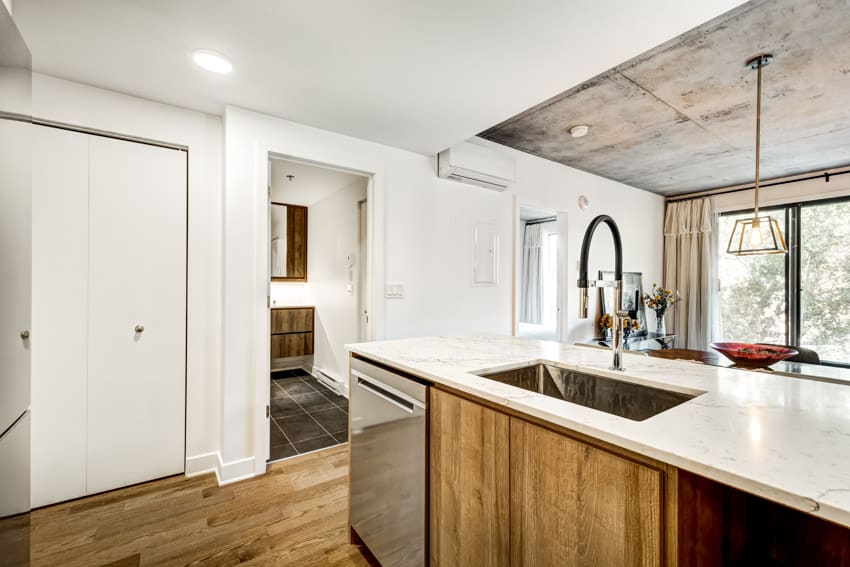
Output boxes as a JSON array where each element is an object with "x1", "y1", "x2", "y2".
[{"x1": 754, "y1": 59, "x2": 762, "y2": 218}]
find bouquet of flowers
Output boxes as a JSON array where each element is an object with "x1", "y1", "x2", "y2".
[
  {"x1": 643, "y1": 284, "x2": 680, "y2": 314},
  {"x1": 599, "y1": 313, "x2": 641, "y2": 339},
  {"x1": 643, "y1": 284, "x2": 680, "y2": 334}
]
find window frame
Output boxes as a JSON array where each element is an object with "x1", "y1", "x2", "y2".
[{"x1": 719, "y1": 195, "x2": 850, "y2": 368}]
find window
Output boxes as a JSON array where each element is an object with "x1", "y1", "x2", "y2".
[
  {"x1": 541, "y1": 231, "x2": 559, "y2": 330},
  {"x1": 800, "y1": 200, "x2": 850, "y2": 362},
  {"x1": 718, "y1": 208, "x2": 787, "y2": 345},
  {"x1": 717, "y1": 197, "x2": 850, "y2": 366}
]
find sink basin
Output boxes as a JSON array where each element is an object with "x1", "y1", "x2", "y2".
[{"x1": 477, "y1": 363, "x2": 698, "y2": 421}]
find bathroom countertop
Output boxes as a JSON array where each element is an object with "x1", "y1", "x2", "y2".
[{"x1": 346, "y1": 335, "x2": 850, "y2": 528}]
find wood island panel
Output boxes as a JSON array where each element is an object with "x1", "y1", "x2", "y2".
[
  {"x1": 429, "y1": 388, "x2": 510, "y2": 567},
  {"x1": 510, "y1": 418, "x2": 662, "y2": 567},
  {"x1": 678, "y1": 469, "x2": 850, "y2": 566}
]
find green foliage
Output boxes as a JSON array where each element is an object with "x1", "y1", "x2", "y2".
[{"x1": 800, "y1": 202, "x2": 850, "y2": 362}]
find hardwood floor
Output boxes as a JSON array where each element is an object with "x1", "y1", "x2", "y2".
[{"x1": 31, "y1": 445, "x2": 374, "y2": 566}]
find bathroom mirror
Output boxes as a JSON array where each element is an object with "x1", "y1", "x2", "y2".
[{"x1": 270, "y1": 202, "x2": 307, "y2": 281}]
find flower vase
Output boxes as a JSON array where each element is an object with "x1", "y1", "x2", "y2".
[{"x1": 656, "y1": 311, "x2": 666, "y2": 335}]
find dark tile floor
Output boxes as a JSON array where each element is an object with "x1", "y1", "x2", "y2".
[{"x1": 268, "y1": 368, "x2": 349, "y2": 462}]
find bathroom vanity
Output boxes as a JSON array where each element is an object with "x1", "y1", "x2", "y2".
[{"x1": 347, "y1": 336, "x2": 850, "y2": 567}]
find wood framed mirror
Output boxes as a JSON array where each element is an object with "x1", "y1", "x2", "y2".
[{"x1": 270, "y1": 202, "x2": 307, "y2": 282}]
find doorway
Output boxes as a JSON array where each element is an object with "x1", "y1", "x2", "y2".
[
  {"x1": 265, "y1": 156, "x2": 369, "y2": 463},
  {"x1": 516, "y1": 205, "x2": 563, "y2": 341}
]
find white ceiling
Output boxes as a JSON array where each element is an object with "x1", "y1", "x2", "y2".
[
  {"x1": 270, "y1": 158, "x2": 366, "y2": 206},
  {"x1": 13, "y1": 0, "x2": 744, "y2": 155}
]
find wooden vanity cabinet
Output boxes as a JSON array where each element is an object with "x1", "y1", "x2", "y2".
[
  {"x1": 270, "y1": 307, "x2": 314, "y2": 358},
  {"x1": 429, "y1": 388, "x2": 664, "y2": 567}
]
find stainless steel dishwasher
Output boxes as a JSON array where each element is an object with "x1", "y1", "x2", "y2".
[{"x1": 349, "y1": 357, "x2": 427, "y2": 567}]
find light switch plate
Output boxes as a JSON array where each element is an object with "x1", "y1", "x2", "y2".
[{"x1": 384, "y1": 282, "x2": 405, "y2": 299}]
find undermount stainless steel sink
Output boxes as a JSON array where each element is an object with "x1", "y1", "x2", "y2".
[{"x1": 477, "y1": 363, "x2": 698, "y2": 421}]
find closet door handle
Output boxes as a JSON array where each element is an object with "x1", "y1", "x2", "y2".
[
  {"x1": 20, "y1": 330, "x2": 30, "y2": 340},
  {"x1": 135, "y1": 325, "x2": 145, "y2": 333}
]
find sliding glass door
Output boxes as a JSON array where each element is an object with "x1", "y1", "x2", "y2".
[
  {"x1": 717, "y1": 208, "x2": 787, "y2": 345},
  {"x1": 717, "y1": 197, "x2": 850, "y2": 366},
  {"x1": 799, "y1": 200, "x2": 850, "y2": 363}
]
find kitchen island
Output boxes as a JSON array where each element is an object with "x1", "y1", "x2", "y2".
[{"x1": 347, "y1": 335, "x2": 850, "y2": 566}]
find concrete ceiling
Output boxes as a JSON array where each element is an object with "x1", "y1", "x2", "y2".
[
  {"x1": 480, "y1": 0, "x2": 850, "y2": 196},
  {"x1": 12, "y1": 0, "x2": 743, "y2": 155},
  {"x1": 270, "y1": 158, "x2": 365, "y2": 206}
]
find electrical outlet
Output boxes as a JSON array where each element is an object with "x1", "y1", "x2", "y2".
[{"x1": 384, "y1": 283, "x2": 405, "y2": 299}]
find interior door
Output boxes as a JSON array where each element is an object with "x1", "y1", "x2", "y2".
[
  {"x1": 0, "y1": 7, "x2": 33, "y2": 562},
  {"x1": 86, "y1": 136, "x2": 187, "y2": 494},
  {"x1": 0, "y1": 115, "x2": 30, "y2": 440},
  {"x1": 31, "y1": 126, "x2": 89, "y2": 506}
]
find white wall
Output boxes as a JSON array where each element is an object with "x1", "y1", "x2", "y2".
[
  {"x1": 31, "y1": 74, "x2": 224, "y2": 476},
  {"x1": 476, "y1": 138, "x2": 666, "y2": 341},
  {"x1": 222, "y1": 106, "x2": 665, "y2": 478}
]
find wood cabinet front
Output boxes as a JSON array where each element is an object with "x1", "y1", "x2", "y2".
[
  {"x1": 270, "y1": 307, "x2": 314, "y2": 358},
  {"x1": 271, "y1": 307, "x2": 314, "y2": 334},
  {"x1": 429, "y1": 388, "x2": 663, "y2": 567},
  {"x1": 510, "y1": 418, "x2": 662, "y2": 567},
  {"x1": 271, "y1": 332, "x2": 314, "y2": 358},
  {"x1": 429, "y1": 388, "x2": 510, "y2": 567}
]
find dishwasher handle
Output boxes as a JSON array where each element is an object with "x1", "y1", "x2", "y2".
[{"x1": 353, "y1": 370, "x2": 425, "y2": 415}]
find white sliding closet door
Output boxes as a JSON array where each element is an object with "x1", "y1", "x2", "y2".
[
  {"x1": 31, "y1": 126, "x2": 89, "y2": 507},
  {"x1": 86, "y1": 136, "x2": 186, "y2": 494}
]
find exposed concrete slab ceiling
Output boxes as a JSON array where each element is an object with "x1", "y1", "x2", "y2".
[{"x1": 479, "y1": 0, "x2": 850, "y2": 197}]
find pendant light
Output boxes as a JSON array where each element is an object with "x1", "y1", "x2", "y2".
[{"x1": 726, "y1": 54, "x2": 788, "y2": 256}]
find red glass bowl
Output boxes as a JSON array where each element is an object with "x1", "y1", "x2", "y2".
[{"x1": 709, "y1": 342, "x2": 798, "y2": 368}]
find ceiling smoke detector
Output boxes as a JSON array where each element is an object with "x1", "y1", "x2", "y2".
[{"x1": 569, "y1": 124, "x2": 590, "y2": 138}]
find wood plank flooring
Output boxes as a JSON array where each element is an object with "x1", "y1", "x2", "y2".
[{"x1": 30, "y1": 445, "x2": 374, "y2": 566}]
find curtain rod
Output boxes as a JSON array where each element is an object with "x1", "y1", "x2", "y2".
[
  {"x1": 666, "y1": 168, "x2": 850, "y2": 203},
  {"x1": 524, "y1": 216, "x2": 557, "y2": 225}
]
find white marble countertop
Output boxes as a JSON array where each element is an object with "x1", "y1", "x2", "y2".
[
  {"x1": 579, "y1": 342, "x2": 850, "y2": 386},
  {"x1": 346, "y1": 335, "x2": 850, "y2": 528}
]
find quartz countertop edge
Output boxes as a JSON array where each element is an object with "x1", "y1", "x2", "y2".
[{"x1": 346, "y1": 335, "x2": 850, "y2": 529}]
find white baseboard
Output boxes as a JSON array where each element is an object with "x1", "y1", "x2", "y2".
[
  {"x1": 185, "y1": 451, "x2": 221, "y2": 482},
  {"x1": 312, "y1": 367, "x2": 349, "y2": 398},
  {"x1": 185, "y1": 451, "x2": 258, "y2": 486},
  {"x1": 219, "y1": 455, "x2": 256, "y2": 485}
]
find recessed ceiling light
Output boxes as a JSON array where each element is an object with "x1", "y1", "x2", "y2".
[
  {"x1": 569, "y1": 124, "x2": 590, "y2": 138},
  {"x1": 192, "y1": 50, "x2": 233, "y2": 74}
]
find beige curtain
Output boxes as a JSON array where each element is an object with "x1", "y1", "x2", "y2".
[{"x1": 663, "y1": 198, "x2": 713, "y2": 349}]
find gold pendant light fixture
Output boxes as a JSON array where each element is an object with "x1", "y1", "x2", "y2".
[{"x1": 727, "y1": 54, "x2": 788, "y2": 256}]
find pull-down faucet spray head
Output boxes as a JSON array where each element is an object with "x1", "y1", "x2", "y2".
[{"x1": 576, "y1": 215, "x2": 624, "y2": 319}]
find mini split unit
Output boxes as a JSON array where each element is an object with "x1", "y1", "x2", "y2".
[{"x1": 437, "y1": 141, "x2": 516, "y2": 191}]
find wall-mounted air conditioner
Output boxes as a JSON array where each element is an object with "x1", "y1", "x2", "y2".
[{"x1": 437, "y1": 141, "x2": 516, "y2": 191}]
